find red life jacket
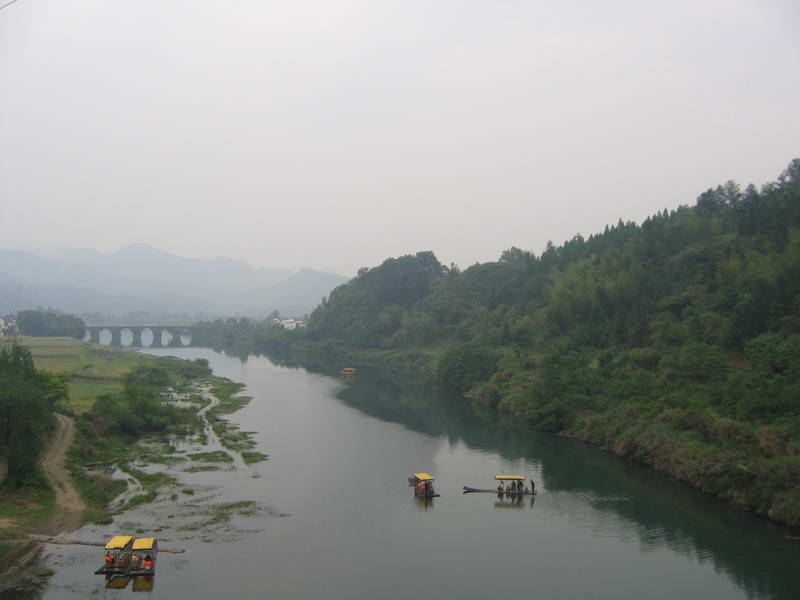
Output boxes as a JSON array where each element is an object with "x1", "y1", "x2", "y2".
[{"x1": 104, "y1": 555, "x2": 113, "y2": 564}]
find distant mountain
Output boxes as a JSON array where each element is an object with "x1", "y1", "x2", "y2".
[
  {"x1": 0, "y1": 245, "x2": 348, "y2": 321},
  {"x1": 242, "y1": 268, "x2": 354, "y2": 317}
]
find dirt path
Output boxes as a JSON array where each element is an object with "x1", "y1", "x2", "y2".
[{"x1": 38, "y1": 413, "x2": 86, "y2": 535}]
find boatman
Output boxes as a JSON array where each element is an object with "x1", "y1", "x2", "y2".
[
  {"x1": 143, "y1": 555, "x2": 153, "y2": 570},
  {"x1": 530, "y1": 479, "x2": 536, "y2": 494},
  {"x1": 104, "y1": 551, "x2": 113, "y2": 569}
]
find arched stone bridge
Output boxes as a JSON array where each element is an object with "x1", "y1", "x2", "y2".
[{"x1": 84, "y1": 325, "x2": 194, "y2": 348}]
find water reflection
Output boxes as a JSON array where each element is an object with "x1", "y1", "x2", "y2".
[
  {"x1": 414, "y1": 496, "x2": 435, "y2": 511},
  {"x1": 493, "y1": 495, "x2": 529, "y2": 510},
  {"x1": 324, "y1": 364, "x2": 800, "y2": 600}
]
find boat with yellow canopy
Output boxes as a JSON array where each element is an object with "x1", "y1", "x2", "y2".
[
  {"x1": 94, "y1": 535, "x2": 134, "y2": 575},
  {"x1": 408, "y1": 472, "x2": 440, "y2": 497},
  {"x1": 128, "y1": 537, "x2": 158, "y2": 576},
  {"x1": 463, "y1": 475, "x2": 536, "y2": 496}
]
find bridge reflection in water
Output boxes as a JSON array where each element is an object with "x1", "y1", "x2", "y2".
[{"x1": 83, "y1": 326, "x2": 193, "y2": 348}]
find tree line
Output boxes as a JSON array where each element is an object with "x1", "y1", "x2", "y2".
[
  {"x1": 0, "y1": 342, "x2": 68, "y2": 488},
  {"x1": 16, "y1": 309, "x2": 85, "y2": 339}
]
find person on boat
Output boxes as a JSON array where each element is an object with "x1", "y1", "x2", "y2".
[
  {"x1": 497, "y1": 482, "x2": 504, "y2": 494},
  {"x1": 104, "y1": 551, "x2": 113, "y2": 569},
  {"x1": 143, "y1": 555, "x2": 153, "y2": 570},
  {"x1": 530, "y1": 479, "x2": 536, "y2": 494},
  {"x1": 130, "y1": 553, "x2": 140, "y2": 570}
]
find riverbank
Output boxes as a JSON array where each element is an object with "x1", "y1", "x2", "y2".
[{"x1": 0, "y1": 338, "x2": 266, "y2": 596}]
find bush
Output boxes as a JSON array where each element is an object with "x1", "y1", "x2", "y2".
[{"x1": 435, "y1": 341, "x2": 498, "y2": 392}]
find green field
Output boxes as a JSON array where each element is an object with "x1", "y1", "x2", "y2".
[{"x1": 19, "y1": 337, "x2": 154, "y2": 414}]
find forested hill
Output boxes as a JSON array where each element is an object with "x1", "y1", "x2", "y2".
[
  {"x1": 207, "y1": 159, "x2": 800, "y2": 525},
  {"x1": 309, "y1": 160, "x2": 800, "y2": 355}
]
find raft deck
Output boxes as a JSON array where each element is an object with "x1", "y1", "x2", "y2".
[{"x1": 463, "y1": 486, "x2": 537, "y2": 495}]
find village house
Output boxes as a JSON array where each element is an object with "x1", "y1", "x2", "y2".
[{"x1": 272, "y1": 318, "x2": 307, "y2": 330}]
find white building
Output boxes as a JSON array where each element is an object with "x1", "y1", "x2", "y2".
[{"x1": 272, "y1": 318, "x2": 307, "y2": 330}]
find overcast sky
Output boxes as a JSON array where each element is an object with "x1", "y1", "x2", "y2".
[{"x1": 1, "y1": 1, "x2": 798, "y2": 276}]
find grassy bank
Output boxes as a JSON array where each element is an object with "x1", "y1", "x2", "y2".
[
  {"x1": 205, "y1": 381, "x2": 268, "y2": 463},
  {"x1": 21, "y1": 336, "x2": 150, "y2": 414}
]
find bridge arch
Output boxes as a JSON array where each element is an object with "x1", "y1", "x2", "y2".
[{"x1": 83, "y1": 326, "x2": 194, "y2": 348}]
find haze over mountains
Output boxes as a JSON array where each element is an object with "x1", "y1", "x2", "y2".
[{"x1": 0, "y1": 244, "x2": 348, "y2": 322}]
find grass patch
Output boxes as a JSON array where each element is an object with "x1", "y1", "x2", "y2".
[
  {"x1": 186, "y1": 451, "x2": 233, "y2": 463},
  {"x1": 147, "y1": 455, "x2": 187, "y2": 465},
  {"x1": 124, "y1": 492, "x2": 157, "y2": 511},
  {"x1": 126, "y1": 469, "x2": 177, "y2": 494},
  {"x1": 207, "y1": 377, "x2": 265, "y2": 456},
  {"x1": 69, "y1": 468, "x2": 127, "y2": 518},
  {"x1": 68, "y1": 381, "x2": 124, "y2": 415},
  {"x1": 241, "y1": 451, "x2": 269, "y2": 464},
  {"x1": 0, "y1": 482, "x2": 55, "y2": 533},
  {"x1": 178, "y1": 500, "x2": 259, "y2": 531},
  {"x1": 208, "y1": 379, "x2": 247, "y2": 412},
  {"x1": 183, "y1": 465, "x2": 223, "y2": 473}
]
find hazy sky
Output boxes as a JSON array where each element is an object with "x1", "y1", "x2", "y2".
[{"x1": 1, "y1": 1, "x2": 798, "y2": 276}]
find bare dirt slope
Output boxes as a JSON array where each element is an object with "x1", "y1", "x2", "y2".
[{"x1": 38, "y1": 413, "x2": 85, "y2": 535}]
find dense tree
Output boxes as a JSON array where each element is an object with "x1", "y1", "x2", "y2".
[
  {"x1": 16, "y1": 309, "x2": 85, "y2": 339},
  {"x1": 0, "y1": 342, "x2": 55, "y2": 488}
]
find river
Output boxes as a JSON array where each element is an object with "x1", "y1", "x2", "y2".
[{"x1": 40, "y1": 348, "x2": 799, "y2": 599}]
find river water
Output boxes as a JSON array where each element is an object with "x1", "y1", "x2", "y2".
[{"x1": 40, "y1": 348, "x2": 799, "y2": 599}]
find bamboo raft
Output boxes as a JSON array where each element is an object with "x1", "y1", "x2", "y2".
[
  {"x1": 415, "y1": 490, "x2": 441, "y2": 498},
  {"x1": 463, "y1": 486, "x2": 537, "y2": 496}
]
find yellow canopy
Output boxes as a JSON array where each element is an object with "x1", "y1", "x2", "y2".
[
  {"x1": 132, "y1": 538, "x2": 156, "y2": 550},
  {"x1": 495, "y1": 475, "x2": 525, "y2": 481},
  {"x1": 105, "y1": 535, "x2": 133, "y2": 550},
  {"x1": 413, "y1": 473, "x2": 434, "y2": 481}
]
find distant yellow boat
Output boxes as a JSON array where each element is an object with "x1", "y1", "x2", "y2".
[{"x1": 340, "y1": 368, "x2": 357, "y2": 376}]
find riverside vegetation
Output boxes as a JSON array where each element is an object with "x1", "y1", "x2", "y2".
[
  {"x1": 194, "y1": 159, "x2": 800, "y2": 527},
  {"x1": 0, "y1": 336, "x2": 256, "y2": 575}
]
